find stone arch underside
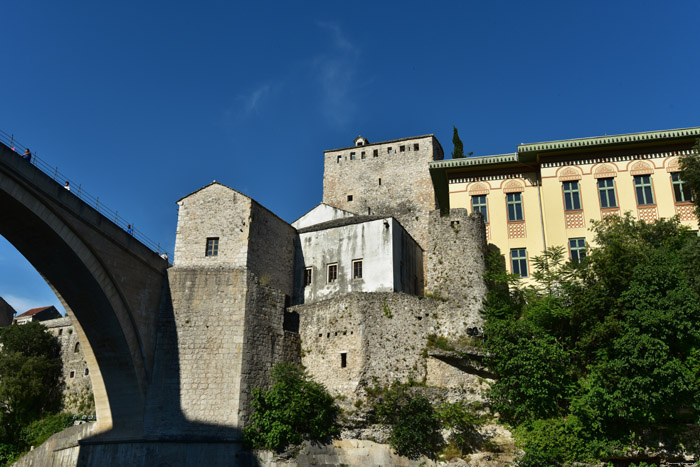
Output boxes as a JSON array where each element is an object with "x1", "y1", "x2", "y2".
[{"x1": 0, "y1": 150, "x2": 168, "y2": 440}]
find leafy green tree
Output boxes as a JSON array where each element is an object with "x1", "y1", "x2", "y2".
[
  {"x1": 483, "y1": 214, "x2": 700, "y2": 463},
  {"x1": 0, "y1": 322, "x2": 62, "y2": 444},
  {"x1": 436, "y1": 400, "x2": 485, "y2": 455},
  {"x1": 452, "y1": 126, "x2": 465, "y2": 159},
  {"x1": 372, "y1": 383, "x2": 444, "y2": 460},
  {"x1": 243, "y1": 363, "x2": 340, "y2": 451}
]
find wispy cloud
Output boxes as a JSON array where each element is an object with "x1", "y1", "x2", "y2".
[
  {"x1": 240, "y1": 83, "x2": 272, "y2": 115},
  {"x1": 313, "y1": 22, "x2": 362, "y2": 126}
]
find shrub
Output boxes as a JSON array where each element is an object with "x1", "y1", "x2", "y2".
[
  {"x1": 436, "y1": 400, "x2": 485, "y2": 455},
  {"x1": 243, "y1": 363, "x2": 340, "y2": 451},
  {"x1": 372, "y1": 383, "x2": 443, "y2": 460}
]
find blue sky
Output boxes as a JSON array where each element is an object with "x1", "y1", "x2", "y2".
[{"x1": 2, "y1": 1, "x2": 699, "y2": 314}]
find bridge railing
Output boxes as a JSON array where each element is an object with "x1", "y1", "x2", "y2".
[{"x1": 0, "y1": 129, "x2": 170, "y2": 258}]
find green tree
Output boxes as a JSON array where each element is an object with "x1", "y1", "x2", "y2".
[
  {"x1": 243, "y1": 363, "x2": 340, "y2": 451},
  {"x1": 0, "y1": 322, "x2": 62, "y2": 444},
  {"x1": 452, "y1": 126, "x2": 465, "y2": 159},
  {"x1": 679, "y1": 138, "x2": 700, "y2": 218},
  {"x1": 483, "y1": 215, "x2": 700, "y2": 463},
  {"x1": 372, "y1": 383, "x2": 444, "y2": 460}
]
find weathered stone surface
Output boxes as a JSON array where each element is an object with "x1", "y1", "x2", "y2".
[
  {"x1": 43, "y1": 317, "x2": 94, "y2": 414},
  {"x1": 322, "y1": 135, "x2": 444, "y2": 253}
]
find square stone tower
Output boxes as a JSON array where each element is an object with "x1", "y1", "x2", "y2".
[{"x1": 322, "y1": 135, "x2": 444, "y2": 251}]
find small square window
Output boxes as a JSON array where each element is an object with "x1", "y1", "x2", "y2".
[
  {"x1": 69, "y1": 371, "x2": 75, "y2": 379},
  {"x1": 353, "y1": 260, "x2": 363, "y2": 279},
  {"x1": 205, "y1": 237, "x2": 219, "y2": 257},
  {"x1": 340, "y1": 352, "x2": 347, "y2": 368},
  {"x1": 373, "y1": 149, "x2": 378, "y2": 157},
  {"x1": 361, "y1": 151, "x2": 366, "y2": 159},
  {"x1": 58, "y1": 329, "x2": 63, "y2": 336},
  {"x1": 400, "y1": 145, "x2": 405, "y2": 152},
  {"x1": 337, "y1": 155, "x2": 342, "y2": 163},
  {"x1": 347, "y1": 195, "x2": 353, "y2": 202},
  {"x1": 414, "y1": 143, "x2": 419, "y2": 151},
  {"x1": 387, "y1": 147, "x2": 393, "y2": 154},
  {"x1": 327, "y1": 264, "x2": 338, "y2": 283},
  {"x1": 304, "y1": 268, "x2": 312, "y2": 286},
  {"x1": 350, "y1": 152, "x2": 356, "y2": 160}
]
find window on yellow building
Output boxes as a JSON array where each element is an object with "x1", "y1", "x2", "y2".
[
  {"x1": 471, "y1": 195, "x2": 488, "y2": 223},
  {"x1": 568, "y1": 238, "x2": 586, "y2": 262},
  {"x1": 634, "y1": 175, "x2": 655, "y2": 205},
  {"x1": 506, "y1": 193, "x2": 523, "y2": 221},
  {"x1": 597, "y1": 178, "x2": 618, "y2": 208},
  {"x1": 510, "y1": 248, "x2": 528, "y2": 277},
  {"x1": 671, "y1": 173, "x2": 693, "y2": 203},
  {"x1": 563, "y1": 181, "x2": 582, "y2": 211}
]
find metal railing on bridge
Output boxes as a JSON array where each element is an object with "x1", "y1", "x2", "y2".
[{"x1": 0, "y1": 129, "x2": 170, "y2": 258}]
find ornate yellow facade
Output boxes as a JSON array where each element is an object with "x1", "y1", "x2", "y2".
[{"x1": 430, "y1": 127, "x2": 699, "y2": 279}]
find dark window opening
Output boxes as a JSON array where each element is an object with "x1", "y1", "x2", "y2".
[
  {"x1": 205, "y1": 237, "x2": 219, "y2": 257},
  {"x1": 69, "y1": 371, "x2": 75, "y2": 378},
  {"x1": 347, "y1": 195, "x2": 353, "y2": 201},
  {"x1": 373, "y1": 149, "x2": 378, "y2": 157},
  {"x1": 361, "y1": 151, "x2": 366, "y2": 159},
  {"x1": 414, "y1": 143, "x2": 419, "y2": 151},
  {"x1": 341, "y1": 352, "x2": 347, "y2": 368},
  {"x1": 84, "y1": 368, "x2": 90, "y2": 376},
  {"x1": 304, "y1": 268, "x2": 312, "y2": 286},
  {"x1": 350, "y1": 152, "x2": 356, "y2": 160},
  {"x1": 337, "y1": 155, "x2": 342, "y2": 163},
  {"x1": 327, "y1": 264, "x2": 338, "y2": 283},
  {"x1": 387, "y1": 147, "x2": 393, "y2": 154},
  {"x1": 58, "y1": 329, "x2": 63, "y2": 336},
  {"x1": 378, "y1": 178, "x2": 381, "y2": 185},
  {"x1": 400, "y1": 145, "x2": 405, "y2": 152},
  {"x1": 353, "y1": 260, "x2": 363, "y2": 279},
  {"x1": 74, "y1": 343, "x2": 80, "y2": 353}
]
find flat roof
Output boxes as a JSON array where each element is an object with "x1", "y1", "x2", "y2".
[{"x1": 324, "y1": 134, "x2": 437, "y2": 153}]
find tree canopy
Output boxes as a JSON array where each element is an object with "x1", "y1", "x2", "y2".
[{"x1": 484, "y1": 214, "x2": 700, "y2": 464}]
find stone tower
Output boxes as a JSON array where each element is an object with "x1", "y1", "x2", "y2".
[{"x1": 322, "y1": 135, "x2": 444, "y2": 251}]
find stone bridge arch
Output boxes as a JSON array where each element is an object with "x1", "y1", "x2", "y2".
[{"x1": 0, "y1": 144, "x2": 168, "y2": 439}]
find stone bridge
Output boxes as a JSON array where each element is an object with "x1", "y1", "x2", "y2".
[{"x1": 0, "y1": 142, "x2": 168, "y2": 437}]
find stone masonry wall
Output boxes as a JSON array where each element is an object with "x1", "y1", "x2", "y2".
[
  {"x1": 43, "y1": 317, "x2": 94, "y2": 414},
  {"x1": 151, "y1": 267, "x2": 250, "y2": 438},
  {"x1": 295, "y1": 293, "x2": 445, "y2": 399},
  {"x1": 247, "y1": 201, "x2": 296, "y2": 297},
  {"x1": 237, "y1": 274, "x2": 289, "y2": 426},
  {"x1": 174, "y1": 183, "x2": 252, "y2": 267},
  {"x1": 322, "y1": 135, "x2": 443, "y2": 252},
  {"x1": 426, "y1": 209, "x2": 487, "y2": 337}
]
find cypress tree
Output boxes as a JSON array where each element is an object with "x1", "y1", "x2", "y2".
[{"x1": 452, "y1": 126, "x2": 465, "y2": 159}]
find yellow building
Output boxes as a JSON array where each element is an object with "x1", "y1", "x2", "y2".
[{"x1": 430, "y1": 127, "x2": 699, "y2": 278}]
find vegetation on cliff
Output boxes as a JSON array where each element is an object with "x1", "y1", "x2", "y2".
[
  {"x1": 244, "y1": 363, "x2": 340, "y2": 452},
  {"x1": 483, "y1": 214, "x2": 700, "y2": 465}
]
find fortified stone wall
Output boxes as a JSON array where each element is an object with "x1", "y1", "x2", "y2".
[
  {"x1": 238, "y1": 274, "x2": 291, "y2": 426},
  {"x1": 247, "y1": 201, "x2": 296, "y2": 297},
  {"x1": 426, "y1": 209, "x2": 487, "y2": 337},
  {"x1": 173, "y1": 183, "x2": 252, "y2": 267},
  {"x1": 294, "y1": 291, "x2": 487, "y2": 401},
  {"x1": 322, "y1": 135, "x2": 443, "y2": 252},
  {"x1": 155, "y1": 267, "x2": 250, "y2": 437},
  {"x1": 43, "y1": 317, "x2": 94, "y2": 413}
]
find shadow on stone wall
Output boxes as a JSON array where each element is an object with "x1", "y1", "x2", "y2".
[{"x1": 76, "y1": 279, "x2": 260, "y2": 466}]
